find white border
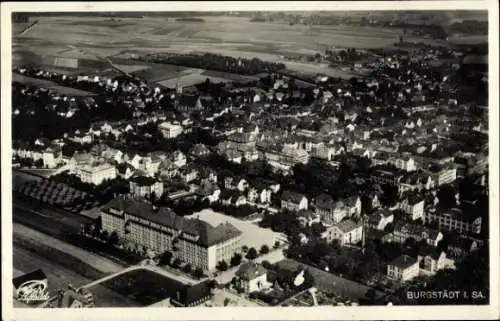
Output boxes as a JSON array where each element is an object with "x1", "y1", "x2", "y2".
[{"x1": 1, "y1": 1, "x2": 499, "y2": 320}]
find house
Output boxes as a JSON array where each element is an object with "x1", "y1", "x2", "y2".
[
  {"x1": 233, "y1": 194, "x2": 247, "y2": 207},
  {"x1": 247, "y1": 187, "x2": 272, "y2": 204},
  {"x1": 298, "y1": 211, "x2": 321, "y2": 228},
  {"x1": 235, "y1": 262, "x2": 271, "y2": 293},
  {"x1": 365, "y1": 210, "x2": 394, "y2": 231},
  {"x1": 172, "y1": 150, "x2": 187, "y2": 168},
  {"x1": 364, "y1": 192, "x2": 381, "y2": 211},
  {"x1": 196, "y1": 181, "x2": 221, "y2": 203},
  {"x1": 345, "y1": 195, "x2": 362, "y2": 217},
  {"x1": 179, "y1": 165, "x2": 199, "y2": 183},
  {"x1": 189, "y1": 143, "x2": 211, "y2": 158},
  {"x1": 314, "y1": 194, "x2": 348, "y2": 224},
  {"x1": 158, "y1": 121, "x2": 183, "y2": 139},
  {"x1": 399, "y1": 197, "x2": 425, "y2": 221},
  {"x1": 321, "y1": 219, "x2": 363, "y2": 246},
  {"x1": 116, "y1": 163, "x2": 135, "y2": 180},
  {"x1": 418, "y1": 249, "x2": 448, "y2": 275},
  {"x1": 393, "y1": 154, "x2": 416, "y2": 172},
  {"x1": 387, "y1": 255, "x2": 419, "y2": 282},
  {"x1": 129, "y1": 176, "x2": 164, "y2": 199},
  {"x1": 42, "y1": 147, "x2": 62, "y2": 169},
  {"x1": 281, "y1": 190, "x2": 308, "y2": 211},
  {"x1": 236, "y1": 178, "x2": 249, "y2": 192},
  {"x1": 158, "y1": 158, "x2": 179, "y2": 179},
  {"x1": 447, "y1": 235, "x2": 481, "y2": 259},
  {"x1": 176, "y1": 94, "x2": 203, "y2": 113},
  {"x1": 78, "y1": 163, "x2": 117, "y2": 185},
  {"x1": 392, "y1": 222, "x2": 443, "y2": 247},
  {"x1": 170, "y1": 281, "x2": 212, "y2": 307}
]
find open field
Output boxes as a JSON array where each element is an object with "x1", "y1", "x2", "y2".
[
  {"x1": 12, "y1": 73, "x2": 95, "y2": 96},
  {"x1": 12, "y1": 15, "x2": 455, "y2": 80},
  {"x1": 186, "y1": 209, "x2": 286, "y2": 250}
]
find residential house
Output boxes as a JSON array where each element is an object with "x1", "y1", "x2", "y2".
[
  {"x1": 158, "y1": 158, "x2": 179, "y2": 180},
  {"x1": 116, "y1": 163, "x2": 135, "y2": 180},
  {"x1": 387, "y1": 255, "x2": 419, "y2": 282},
  {"x1": 78, "y1": 163, "x2": 117, "y2": 185},
  {"x1": 313, "y1": 194, "x2": 348, "y2": 225},
  {"x1": 392, "y1": 222, "x2": 443, "y2": 247},
  {"x1": 365, "y1": 210, "x2": 394, "y2": 231},
  {"x1": 345, "y1": 195, "x2": 362, "y2": 217},
  {"x1": 129, "y1": 176, "x2": 164, "y2": 199},
  {"x1": 426, "y1": 165, "x2": 457, "y2": 186},
  {"x1": 196, "y1": 181, "x2": 221, "y2": 203},
  {"x1": 321, "y1": 219, "x2": 363, "y2": 246},
  {"x1": 235, "y1": 262, "x2": 271, "y2": 293},
  {"x1": 189, "y1": 143, "x2": 211, "y2": 158},
  {"x1": 393, "y1": 154, "x2": 417, "y2": 172},
  {"x1": 172, "y1": 151, "x2": 187, "y2": 168},
  {"x1": 42, "y1": 147, "x2": 63, "y2": 169},
  {"x1": 159, "y1": 121, "x2": 183, "y2": 139},
  {"x1": 399, "y1": 197, "x2": 425, "y2": 221},
  {"x1": 281, "y1": 190, "x2": 308, "y2": 211},
  {"x1": 447, "y1": 235, "x2": 481, "y2": 259},
  {"x1": 418, "y1": 249, "x2": 448, "y2": 275},
  {"x1": 247, "y1": 186, "x2": 272, "y2": 204},
  {"x1": 179, "y1": 165, "x2": 199, "y2": 183},
  {"x1": 298, "y1": 210, "x2": 321, "y2": 228}
]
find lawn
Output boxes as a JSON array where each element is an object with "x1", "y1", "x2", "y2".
[
  {"x1": 97, "y1": 269, "x2": 186, "y2": 306},
  {"x1": 186, "y1": 209, "x2": 287, "y2": 251}
]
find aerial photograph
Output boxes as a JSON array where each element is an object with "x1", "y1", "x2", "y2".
[{"x1": 9, "y1": 9, "x2": 490, "y2": 309}]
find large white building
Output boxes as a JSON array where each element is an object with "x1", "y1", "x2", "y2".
[
  {"x1": 158, "y1": 121, "x2": 184, "y2": 139},
  {"x1": 78, "y1": 163, "x2": 116, "y2": 185},
  {"x1": 100, "y1": 197, "x2": 242, "y2": 272},
  {"x1": 387, "y1": 255, "x2": 419, "y2": 282}
]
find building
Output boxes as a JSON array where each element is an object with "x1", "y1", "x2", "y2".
[
  {"x1": 321, "y1": 219, "x2": 363, "y2": 246},
  {"x1": 345, "y1": 195, "x2": 362, "y2": 217},
  {"x1": 100, "y1": 197, "x2": 242, "y2": 272},
  {"x1": 393, "y1": 154, "x2": 416, "y2": 172},
  {"x1": 235, "y1": 262, "x2": 271, "y2": 293},
  {"x1": 418, "y1": 250, "x2": 448, "y2": 275},
  {"x1": 158, "y1": 121, "x2": 184, "y2": 139},
  {"x1": 170, "y1": 281, "x2": 213, "y2": 307},
  {"x1": 313, "y1": 194, "x2": 348, "y2": 225},
  {"x1": 427, "y1": 165, "x2": 457, "y2": 186},
  {"x1": 78, "y1": 163, "x2": 116, "y2": 185},
  {"x1": 365, "y1": 210, "x2": 394, "y2": 231},
  {"x1": 392, "y1": 222, "x2": 443, "y2": 247},
  {"x1": 42, "y1": 147, "x2": 63, "y2": 169},
  {"x1": 399, "y1": 197, "x2": 425, "y2": 221},
  {"x1": 387, "y1": 255, "x2": 419, "y2": 282},
  {"x1": 281, "y1": 190, "x2": 308, "y2": 211},
  {"x1": 424, "y1": 207, "x2": 482, "y2": 235},
  {"x1": 129, "y1": 176, "x2": 164, "y2": 199}
]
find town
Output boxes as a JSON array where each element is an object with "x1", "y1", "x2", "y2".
[{"x1": 11, "y1": 11, "x2": 489, "y2": 308}]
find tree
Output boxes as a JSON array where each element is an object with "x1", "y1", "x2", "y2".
[
  {"x1": 158, "y1": 250, "x2": 173, "y2": 266},
  {"x1": 273, "y1": 241, "x2": 281, "y2": 249},
  {"x1": 260, "y1": 244, "x2": 270, "y2": 255},
  {"x1": 242, "y1": 245, "x2": 249, "y2": 253},
  {"x1": 192, "y1": 267, "x2": 204, "y2": 279},
  {"x1": 216, "y1": 260, "x2": 228, "y2": 271},
  {"x1": 261, "y1": 260, "x2": 273, "y2": 270},
  {"x1": 172, "y1": 258, "x2": 182, "y2": 268},
  {"x1": 107, "y1": 231, "x2": 119, "y2": 246},
  {"x1": 365, "y1": 288, "x2": 377, "y2": 300},
  {"x1": 183, "y1": 263, "x2": 192, "y2": 274},
  {"x1": 230, "y1": 253, "x2": 242, "y2": 267},
  {"x1": 101, "y1": 230, "x2": 109, "y2": 241},
  {"x1": 384, "y1": 222, "x2": 394, "y2": 233},
  {"x1": 246, "y1": 247, "x2": 258, "y2": 260}
]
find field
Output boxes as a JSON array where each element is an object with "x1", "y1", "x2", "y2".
[
  {"x1": 12, "y1": 14, "x2": 456, "y2": 80},
  {"x1": 12, "y1": 73, "x2": 95, "y2": 96},
  {"x1": 186, "y1": 209, "x2": 286, "y2": 250}
]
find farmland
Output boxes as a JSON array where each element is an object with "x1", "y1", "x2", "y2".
[
  {"x1": 12, "y1": 73, "x2": 95, "y2": 96},
  {"x1": 12, "y1": 14, "x2": 457, "y2": 81}
]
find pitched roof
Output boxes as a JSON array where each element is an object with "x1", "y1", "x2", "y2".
[
  {"x1": 171, "y1": 280, "x2": 212, "y2": 307},
  {"x1": 236, "y1": 262, "x2": 267, "y2": 281},
  {"x1": 182, "y1": 219, "x2": 242, "y2": 248},
  {"x1": 335, "y1": 219, "x2": 361, "y2": 233},
  {"x1": 281, "y1": 190, "x2": 306, "y2": 204},
  {"x1": 389, "y1": 255, "x2": 418, "y2": 269},
  {"x1": 314, "y1": 193, "x2": 336, "y2": 209}
]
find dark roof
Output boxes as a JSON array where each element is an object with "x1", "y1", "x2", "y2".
[
  {"x1": 389, "y1": 255, "x2": 418, "y2": 269},
  {"x1": 130, "y1": 176, "x2": 158, "y2": 186},
  {"x1": 13, "y1": 269, "x2": 47, "y2": 289},
  {"x1": 103, "y1": 197, "x2": 185, "y2": 230},
  {"x1": 236, "y1": 262, "x2": 267, "y2": 281},
  {"x1": 281, "y1": 190, "x2": 307, "y2": 204},
  {"x1": 178, "y1": 94, "x2": 201, "y2": 107},
  {"x1": 335, "y1": 219, "x2": 361, "y2": 233},
  {"x1": 393, "y1": 222, "x2": 440, "y2": 240},
  {"x1": 182, "y1": 219, "x2": 242, "y2": 248},
  {"x1": 314, "y1": 193, "x2": 336, "y2": 209},
  {"x1": 171, "y1": 280, "x2": 212, "y2": 307}
]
